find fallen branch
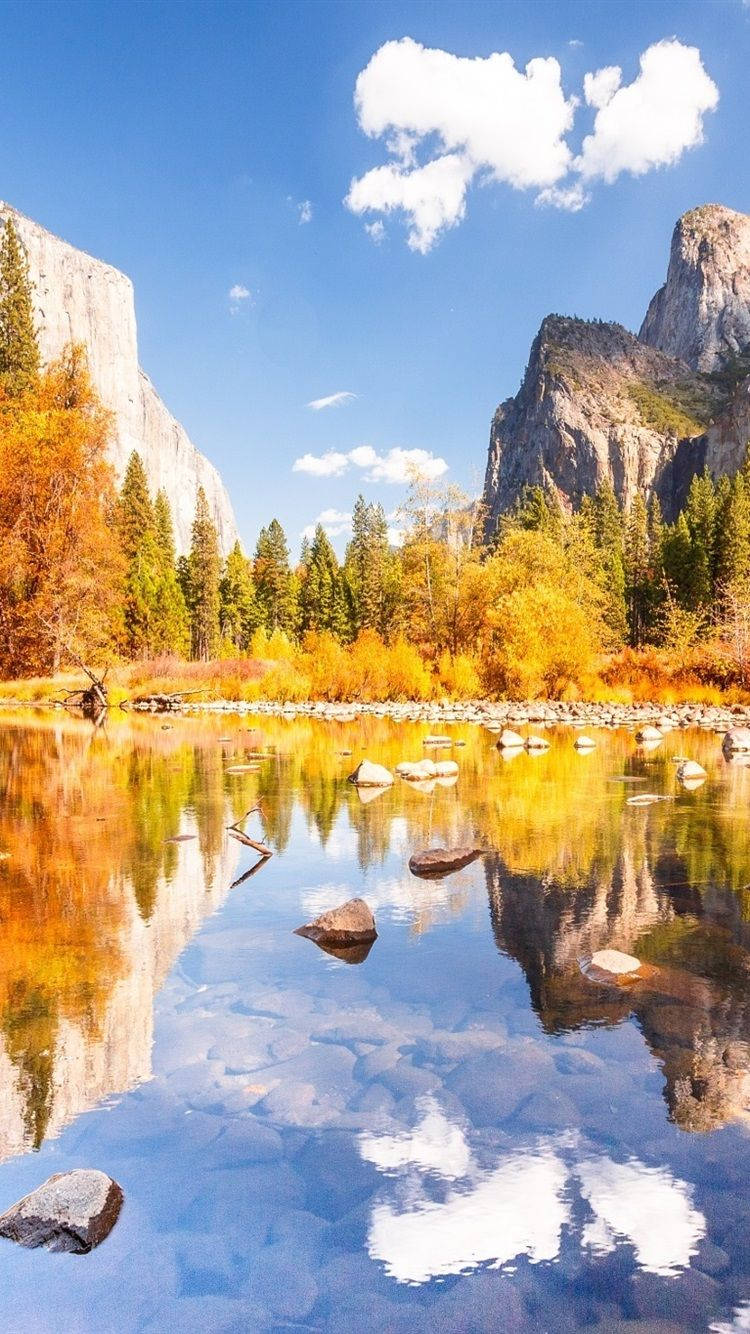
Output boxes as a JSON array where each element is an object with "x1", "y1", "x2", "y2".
[{"x1": 227, "y1": 803, "x2": 272, "y2": 858}]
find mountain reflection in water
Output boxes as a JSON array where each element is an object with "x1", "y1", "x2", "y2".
[{"x1": 0, "y1": 709, "x2": 749, "y2": 1329}]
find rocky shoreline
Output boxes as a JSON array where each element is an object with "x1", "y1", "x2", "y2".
[{"x1": 167, "y1": 697, "x2": 750, "y2": 730}]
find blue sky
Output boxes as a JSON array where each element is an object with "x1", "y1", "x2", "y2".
[{"x1": 1, "y1": 0, "x2": 747, "y2": 554}]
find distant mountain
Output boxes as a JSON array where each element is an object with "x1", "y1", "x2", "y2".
[
  {"x1": 483, "y1": 204, "x2": 750, "y2": 532},
  {"x1": 0, "y1": 202, "x2": 238, "y2": 555}
]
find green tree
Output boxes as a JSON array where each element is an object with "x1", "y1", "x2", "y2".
[
  {"x1": 683, "y1": 469, "x2": 717, "y2": 610},
  {"x1": 187, "y1": 487, "x2": 221, "y2": 660},
  {"x1": 344, "y1": 495, "x2": 393, "y2": 637},
  {"x1": 219, "y1": 540, "x2": 258, "y2": 650},
  {"x1": 153, "y1": 490, "x2": 189, "y2": 655},
  {"x1": 591, "y1": 480, "x2": 627, "y2": 644},
  {"x1": 624, "y1": 494, "x2": 651, "y2": 648},
  {"x1": 118, "y1": 452, "x2": 160, "y2": 657},
  {"x1": 300, "y1": 525, "x2": 349, "y2": 637},
  {"x1": 254, "y1": 519, "x2": 297, "y2": 634},
  {"x1": 0, "y1": 217, "x2": 39, "y2": 395},
  {"x1": 715, "y1": 463, "x2": 750, "y2": 592}
]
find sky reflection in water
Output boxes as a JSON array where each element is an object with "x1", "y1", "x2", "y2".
[{"x1": 0, "y1": 710, "x2": 748, "y2": 1329}]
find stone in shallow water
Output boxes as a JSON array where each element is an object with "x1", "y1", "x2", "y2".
[
  {"x1": 636, "y1": 725, "x2": 663, "y2": 744},
  {"x1": 294, "y1": 898, "x2": 377, "y2": 948},
  {"x1": 574, "y1": 735, "x2": 596, "y2": 750},
  {"x1": 347, "y1": 759, "x2": 394, "y2": 787},
  {"x1": 0, "y1": 1169, "x2": 123, "y2": 1254},
  {"x1": 585, "y1": 949, "x2": 642, "y2": 980},
  {"x1": 408, "y1": 847, "x2": 484, "y2": 879},
  {"x1": 677, "y1": 759, "x2": 707, "y2": 787},
  {"x1": 497, "y1": 729, "x2": 524, "y2": 749},
  {"x1": 722, "y1": 726, "x2": 750, "y2": 753},
  {"x1": 525, "y1": 734, "x2": 550, "y2": 751}
]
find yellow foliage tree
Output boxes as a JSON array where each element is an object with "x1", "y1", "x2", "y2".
[{"x1": 0, "y1": 346, "x2": 124, "y2": 675}]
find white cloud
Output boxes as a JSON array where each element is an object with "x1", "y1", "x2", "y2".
[
  {"x1": 298, "y1": 199, "x2": 313, "y2": 224},
  {"x1": 577, "y1": 1155, "x2": 705, "y2": 1276},
  {"x1": 293, "y1": 451, "x2": 350, "y2": 478},
  {"x1": 301, "y1": 509, "x2": 353, "y2": 541},
  {"x1": 365, "y1": 220, "x2": 386, "y2": 243},
  {"x1": 293, "y1": 444, "x2": 448, "y2": 483},
  {"x1": 228, "y1": 283, "x2": 252, "y2": 310},
  {"x1": 575, "y1": 40, "x2": 719, "y2": 183},
  {"x1": 346, "y1": 36, "x2": 718, "y2": 247},
  {"x1": 346, "y1": 37, "x2": 576, "y2": 251},
  {"x1": 306, "y1": 391, "x2": 357, "y2": 411}
]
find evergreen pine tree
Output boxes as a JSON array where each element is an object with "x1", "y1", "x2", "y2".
[
  {"x1": 188, "y1": 487, "x2": 221, "y2": 660},
  {"x1": 343, "y1": 495, "x2": 390, "y2": 637},
  {"x1": 662, "y1": 512, "x2": 694, "y2": 606},
  {"x1": 0, "y1": 217, "x2": 39, "y2": 395},
  {"x1": 118, "y1": 451, "x2": 161, "y2": 656},
  {"x1": 624, "y1": 494, "x2": 650, "y2": 648},
  {"x1": 153, "y1": 489, "x2": 189, "y2": 654},
  {"x1": 714, "y1": 469, "x2": 750, "y2": 592},
  {"x1": 300, "y1": 525, "x2": 348, "y2": 637},
  {"x1": 684, "y1": 469, "x2": 717, "y2": 609},
  {"x1": 591, "y1": 480, "x2": 627, "y2": 644},
  {"x1": 254, "y1": 519, "x2": 296, "y2": 633},
  {"x1": 219, "y1": 540, "x2": 259, "y2": 650}
]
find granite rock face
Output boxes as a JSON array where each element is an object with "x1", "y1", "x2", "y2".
[
  {"x1": 482, "y1": 204, "x2": 750, "y2": 529},
  {"x1": 640, "y1": 204, "x2": 750, "y2": 372},
  {"x1": 0, "y1": 202, "x2": 238, "y2": 554}
]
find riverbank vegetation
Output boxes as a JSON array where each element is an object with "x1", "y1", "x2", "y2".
[{"x1": 2, "y1": 215, "x2": 750, "y2": 702}]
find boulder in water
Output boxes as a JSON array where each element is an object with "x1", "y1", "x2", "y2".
[
  {"x1": 347, "y1": 760, "x2": 394, "y2": 788},
  {"x1": 409, "y1": 847, "x2": 484, "y2": 878},
  {"x1": 525, "y1": 735, "x2": 550, "y2": 751},
  {"x1": 722, "y1": 727, "x2": 750, "y2": 753},
  {"x1": 574, "y1": 735, "x2": 595, "y2": 751},
  {"x1": 497, "y1": 729, "x2": 524, "y2": 749},
  {"x1": 295, "y1": 898, "x2": 377, "y2": 947},
  {"x1": 636, "y1": 725, "x2": 662, "y2": 744},
  {"x1": 677, "y1": 759, "x2": 707, "y2": 787},
  {"x1": 582, "y1": 949, "x2": 642, "y2": 983},
  {"x1": 0, "y1": 1170, "x2": 123, "y2": 1254}
]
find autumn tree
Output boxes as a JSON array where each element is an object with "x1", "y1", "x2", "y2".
[
  {"x1": 0, "y1": 217, "x2": 39, "y2": 396},
  {"x1": 0, "y1": 345, "x2": 123, "y2": 675}
]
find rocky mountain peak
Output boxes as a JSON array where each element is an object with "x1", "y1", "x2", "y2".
[{"x1": 639, "y1": 203, "x2": 750, "y2": 372}]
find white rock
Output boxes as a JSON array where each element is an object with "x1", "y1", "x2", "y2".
[
  {"x1": 347, "y1": 759, "x2": 394, "y2": 788},
  {"x1": 677, "y1": 760, "x2": 707, "y2": 786},
  {"x1": 636, "y1": 726, "x2": 662, "y2": 743},
  {"x1": 434, "y1": 760, "x2": 459, "y2": 777},
  {"x1": 0, "y1": 202, "x2": 237, "y2": 555},
  {"x1": 498, "y1": 729, "x2": 524, "y2": 749},
  {"x1": 723, "y1": 727, "x2": 750, "y2": 753},
  {"x1": 588, "y1": 949, "x2": 641, "y2": 977},
  {"x1": 574, "y1": 736, "x2": 596, "y2": 750}
]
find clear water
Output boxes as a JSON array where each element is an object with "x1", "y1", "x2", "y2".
[{"x1": 0, "y1": 709, "x2": 749, "y2": 1331}]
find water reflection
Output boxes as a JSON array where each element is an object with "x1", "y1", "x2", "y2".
[
  {"x1": 361, "y1": 1100, "x2": 705, "y2": 1283},
  {"x1": 0, "y1": 709, "x2": 750, "y2": 1327}
]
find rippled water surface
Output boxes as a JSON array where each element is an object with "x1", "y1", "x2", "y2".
[{"x1": 1, "y1": 709, "x2": 750, "y2": 1330}]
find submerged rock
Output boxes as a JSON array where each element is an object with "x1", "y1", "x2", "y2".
[
  {"x1": 347, "y1": 759, "x2": 394, "y2": 788},
  {"x1": 409, "y1": 848, "x2": 484, "y2": 878},
  {"x1": 396, "y1": 759, "x2": 437, "y2": 780},
  {"x1": 0, "y1": 1170, "x2": 123, "y2": 1254},
  {"x1": 434, "y1": 760, "x2": 459, "y2": 777},
  {"x1": 423, "y1": 735, "x2": 452, "y2": 747},
  {"x1": 294, "y1": 898, "x2": 377, "y2": 947},
  {"x1": 498, "y1": 729, "x2": 524, "y2": 749},
  {"x1": 583, "y1": 949, "x2": 642, "y2": 982},
  {"x1": 723, "y1": 727, "x2": 750, "y2": 753}
]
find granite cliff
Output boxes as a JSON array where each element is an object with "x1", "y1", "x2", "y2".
[
  {"x1": 483, "y1": 204, "x2": 750, "y2": 532},
  {"x1": 0, "y1": 203, "x2": 238, "y2": 554}
]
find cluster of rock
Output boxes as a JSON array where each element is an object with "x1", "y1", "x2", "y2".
[
  {"x1": 182, "y1": 696, "x2": 750, "y2": 731},
  {"x1": 482, "y1": 203, "x2": 750, "y2": 526}
]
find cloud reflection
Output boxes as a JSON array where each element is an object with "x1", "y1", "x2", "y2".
[{"x1": 361, "y1": 1101, "x2": 705, "y2": 1284}]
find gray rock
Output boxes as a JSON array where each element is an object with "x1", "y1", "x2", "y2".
[
  {"x1": 498, "y1": 728, "x2": 524, "y2": 749},
  {"x1": 294, "y1": 898, "x2": 377, "y2": 947},
  {"x1": 0, "y1": 1169, "x2": 123, "y2": 1253},
  {"x1": 408, "y1": 847, "x2": 484, "y2": 878}
]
